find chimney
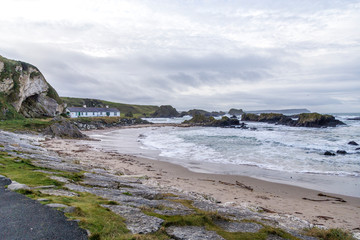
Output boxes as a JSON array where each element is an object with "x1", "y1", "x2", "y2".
[{"x1": 83, "y1": 105, "x2": 86, "y2": 108}]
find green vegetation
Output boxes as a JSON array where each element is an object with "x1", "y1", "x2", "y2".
[
  {"x1": 0, "y1": 152, "x2": 61, "y2": 186},
  {"x1": 0, "y1": 150, "x2": 129, "y2": 239},
  {"x1": 0, "y1": 93, "x2": 24, "y2": 120},
  {"x1": 46, "y1": 83, "x2": 63, "y2": 104},
  {"x1": 144, "y1": 200, "x2": 299, "y2": 240},
  {"x1": 241, "y1": 113, "x2": 260, "y2": 121},
  {"x1": 304, "y1": 227, "x2": 355, "y2": 240},
  {"x1": 183, "y1": 114, "x2": 215, "y2": 124},
  {"x1": 297, "y1": 113, "x2": 333, "y2": 124},
  {"x1": 0, "y1": 118, "x2": 52, "y2": 132},
  {"x1": 62, "y1": 97, "x2": 159, "y2": 117}
]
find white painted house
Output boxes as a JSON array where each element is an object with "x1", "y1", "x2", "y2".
[{"x1": 67, "y1": 106, "x2": 120, "y2": 118}]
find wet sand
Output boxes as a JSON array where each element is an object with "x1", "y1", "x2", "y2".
[{"x1": 42, "y1": 126, "x2": 360, "y2": 233}]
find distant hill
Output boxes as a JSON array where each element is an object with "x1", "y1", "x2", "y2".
[
  {"x1": 245, "y1": 109, "x2": 311, "y2": 115},
  {"x1": 61, "y1": 97, "x2": 159, "y2": 117}
]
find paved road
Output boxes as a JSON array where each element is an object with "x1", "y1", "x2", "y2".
[{"x1": 0, "y1": 176, "x2": 88, "y2": 240}]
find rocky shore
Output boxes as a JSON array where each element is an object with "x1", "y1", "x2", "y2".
[{"x1": 1, "y1": 129, "x2": 359, "y2": 239}]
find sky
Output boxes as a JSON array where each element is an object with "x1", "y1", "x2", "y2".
[{"x1": 0, "y1": 0, "x2": 359, "y2": 113}]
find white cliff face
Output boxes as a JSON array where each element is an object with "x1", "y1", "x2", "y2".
[
  {"x1": 0, "y1": 56, "x2": 65, "y2": 118},
  {"x1": 12, "y1": 67, "x2": 49, "y2": 111}
]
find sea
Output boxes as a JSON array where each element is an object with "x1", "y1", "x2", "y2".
[{"x1": 88, "y1": 113, "x2": 360, "y2": 197}]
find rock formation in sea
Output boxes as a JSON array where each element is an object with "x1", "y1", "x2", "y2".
[
  {"x1": 228, "y1": 108, "x2": 244, "y2": 116},
  {"x1": 183, "y1": 114, "x2": 244, "y2": 128},
  {"x1": 241, "y1": 112, "x2": 345, "y2": 128},
  {"x1": 0, "y1": 55, "x2": 65, "y2": 119},
  {"x1": 151, "y1": 105, "x2": 180, "y2": 118}
]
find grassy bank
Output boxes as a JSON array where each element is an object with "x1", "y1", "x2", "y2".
[
  {"x1": 0, "y1": 118, "x2": 52, "y2": 132},
  {"x1": 62, "y1": 97, "x2": 159, "y2": 118}
]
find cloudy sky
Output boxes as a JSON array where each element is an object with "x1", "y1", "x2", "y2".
[{"x1": 1, "y1": 0, "x2": 359, "y2": 112}]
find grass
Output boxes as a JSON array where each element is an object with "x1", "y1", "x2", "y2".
[
  {"x1": 0, "y1": 152, "x2": 62, "y2": 187},
  {"x1": 0, "y1": 118, "x2": 52, "y2": 132},
  {"x1": 0, "y1": 150, "x2": 130, "y2": 239},
  {"x1": 304, "y1": 227, "x2": 355, "y2": 240},
  {"x1": 61, "y1": 97, "x2": 159, "y2": 117}
]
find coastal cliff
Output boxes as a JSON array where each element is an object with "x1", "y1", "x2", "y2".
[{"x1": 0, "y1": 55, "x2": 65, "y2": 119}]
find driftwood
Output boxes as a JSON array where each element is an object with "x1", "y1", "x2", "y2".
[
  {"x1": 316, "y1": 215, "x2": 334, "y2": 220},
  {"x1": 318, "y1": 193, "x2": 346, "y2": 203},
  {"x1": 236, "y1": 181, "x2": 253, "y2": 191},
  {"x1": 198, "y1": 179, "x2": 216, "y2": 182}
]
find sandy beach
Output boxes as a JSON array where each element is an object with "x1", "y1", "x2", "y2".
[{"x1": 41, "y1": 126, "x2": 360, "y2": 233}]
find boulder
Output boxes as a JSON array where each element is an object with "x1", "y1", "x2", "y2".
[
  {"x1": 336, "y1": 150, "x2": 347, "y2": 154},
  {"x1": 348, "y1": 141, "x2": 359, "y2": 146},
  {"x1": 43, "y1": 120, "x2": 88, "y2": 139},
  {"x1": 324, "y1": 151, "x2": 335, "y2": 156}
]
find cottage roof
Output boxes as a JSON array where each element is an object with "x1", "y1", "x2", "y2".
[{"x1": 67, "y1": 107, "x2": 120, "y2": 113}]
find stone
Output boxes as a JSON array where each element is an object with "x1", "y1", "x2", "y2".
[
  {"x1": 336, "y1": 150, "x2": 347, "y2": 154},
  {"x1": 37, "y1": 198, "x2": 50, "y2": 202},
  {"x1": 33, "y1": 170, "x2": 58, "y2": 174},
  {"x1": 63, "y1": 206, "x2": 77, "y2": 213},
  {"x1": 7, "y1": 181, "x2": 31, "y2": 191},
  {"x1": 348, "y1": 141, "x2": 359, "y2": 146},
  {"x1": 49, "y1": 175, "x2": 71, "y2": 183},
  {"x1": 102, "y1": 205, "x2": 164, "y2": 234},
  {"x1": 46, "y1": 203, "x2": 68, "y2": 208},
  {"x1": 39, "y1": 189, "x2": 79, "y2": 197},
  {"x1": 215, "y1": 220, "x2": 263, "y2": 233},
  {"x1": 166, "y1": 226, "x2": 225, "y2": 240},
  {"x1": 324, "y1": 151, "x2": 335, "y2": 156}
]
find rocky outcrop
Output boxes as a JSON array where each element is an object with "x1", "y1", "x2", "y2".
[
  {"x1": 0, "y1": 55, "x2": 65, "y2": 118},
  {"x1": 183, "y1": 115, "x2": 243, "y2": 128},
  {"x1": 295, "y1": 113, "x2": 344, "y2": 127},
  {"x1": 43, "y1": 120, "x2": 88, "y2": 139},
  {"x1": 71, "y1": 117, "x2": 150, "y2": 130},
  {"x1": 151, "y1": 105, "x2": 179, "y2": 118},
  {"x1": 180, "y1": 109, "x2": 225, "y2": 117},
  {"x1": 228, "y1": 108, "x2": 244, "y2": 116},
  {"x1": 241, "y1": 113, "x2": 345, "y2": 128}
]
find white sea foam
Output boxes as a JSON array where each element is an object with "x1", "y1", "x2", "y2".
[{"x1": 140, "y1": 114, "x2": 360, "y2": 177}]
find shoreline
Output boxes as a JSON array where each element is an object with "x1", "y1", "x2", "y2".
[{"x1": 42, "y1": 126, "x2": 360, "y2": 232}]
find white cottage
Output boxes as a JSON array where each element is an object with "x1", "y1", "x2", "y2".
[{"x1": 67, "y1": 106, "x2": 120, "y2": 118}]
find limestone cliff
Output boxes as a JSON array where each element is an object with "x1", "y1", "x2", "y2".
[{"x1": 0, "y1": 55, "x2": 65, "y2": 118}]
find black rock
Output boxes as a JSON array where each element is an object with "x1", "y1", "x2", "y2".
[
  {"x1": 336, "y1": 150, "x2": 347, "y2": 154},
  {"x1": 356, "y1": 147, "x2": 360, "y2": 151},
  {"x1": 347, "y1": 117, "x2": 360, "y2": 120},
  {"x1": 348, "y1": 141, "x2": 359, "y2": 146},
  {"x1": 324, "y1": 151, "x2": 336, "y2": 156}
]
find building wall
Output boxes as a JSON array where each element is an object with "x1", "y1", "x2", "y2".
[{"x1": 68, "y1": 111, "x2": 120, "y2": 118}]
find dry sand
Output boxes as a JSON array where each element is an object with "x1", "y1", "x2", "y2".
[{"x1": 41, "y1": 126, "x2": 360, "y2": 233}]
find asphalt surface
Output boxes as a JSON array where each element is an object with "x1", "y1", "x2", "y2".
[{"x1": 0, "y1": 176, "x2": 88, "y2": 240}]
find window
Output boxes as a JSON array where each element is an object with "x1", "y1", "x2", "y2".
[{"x1": 114, "y1": 112, "x2": 117, "y2": 116}]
